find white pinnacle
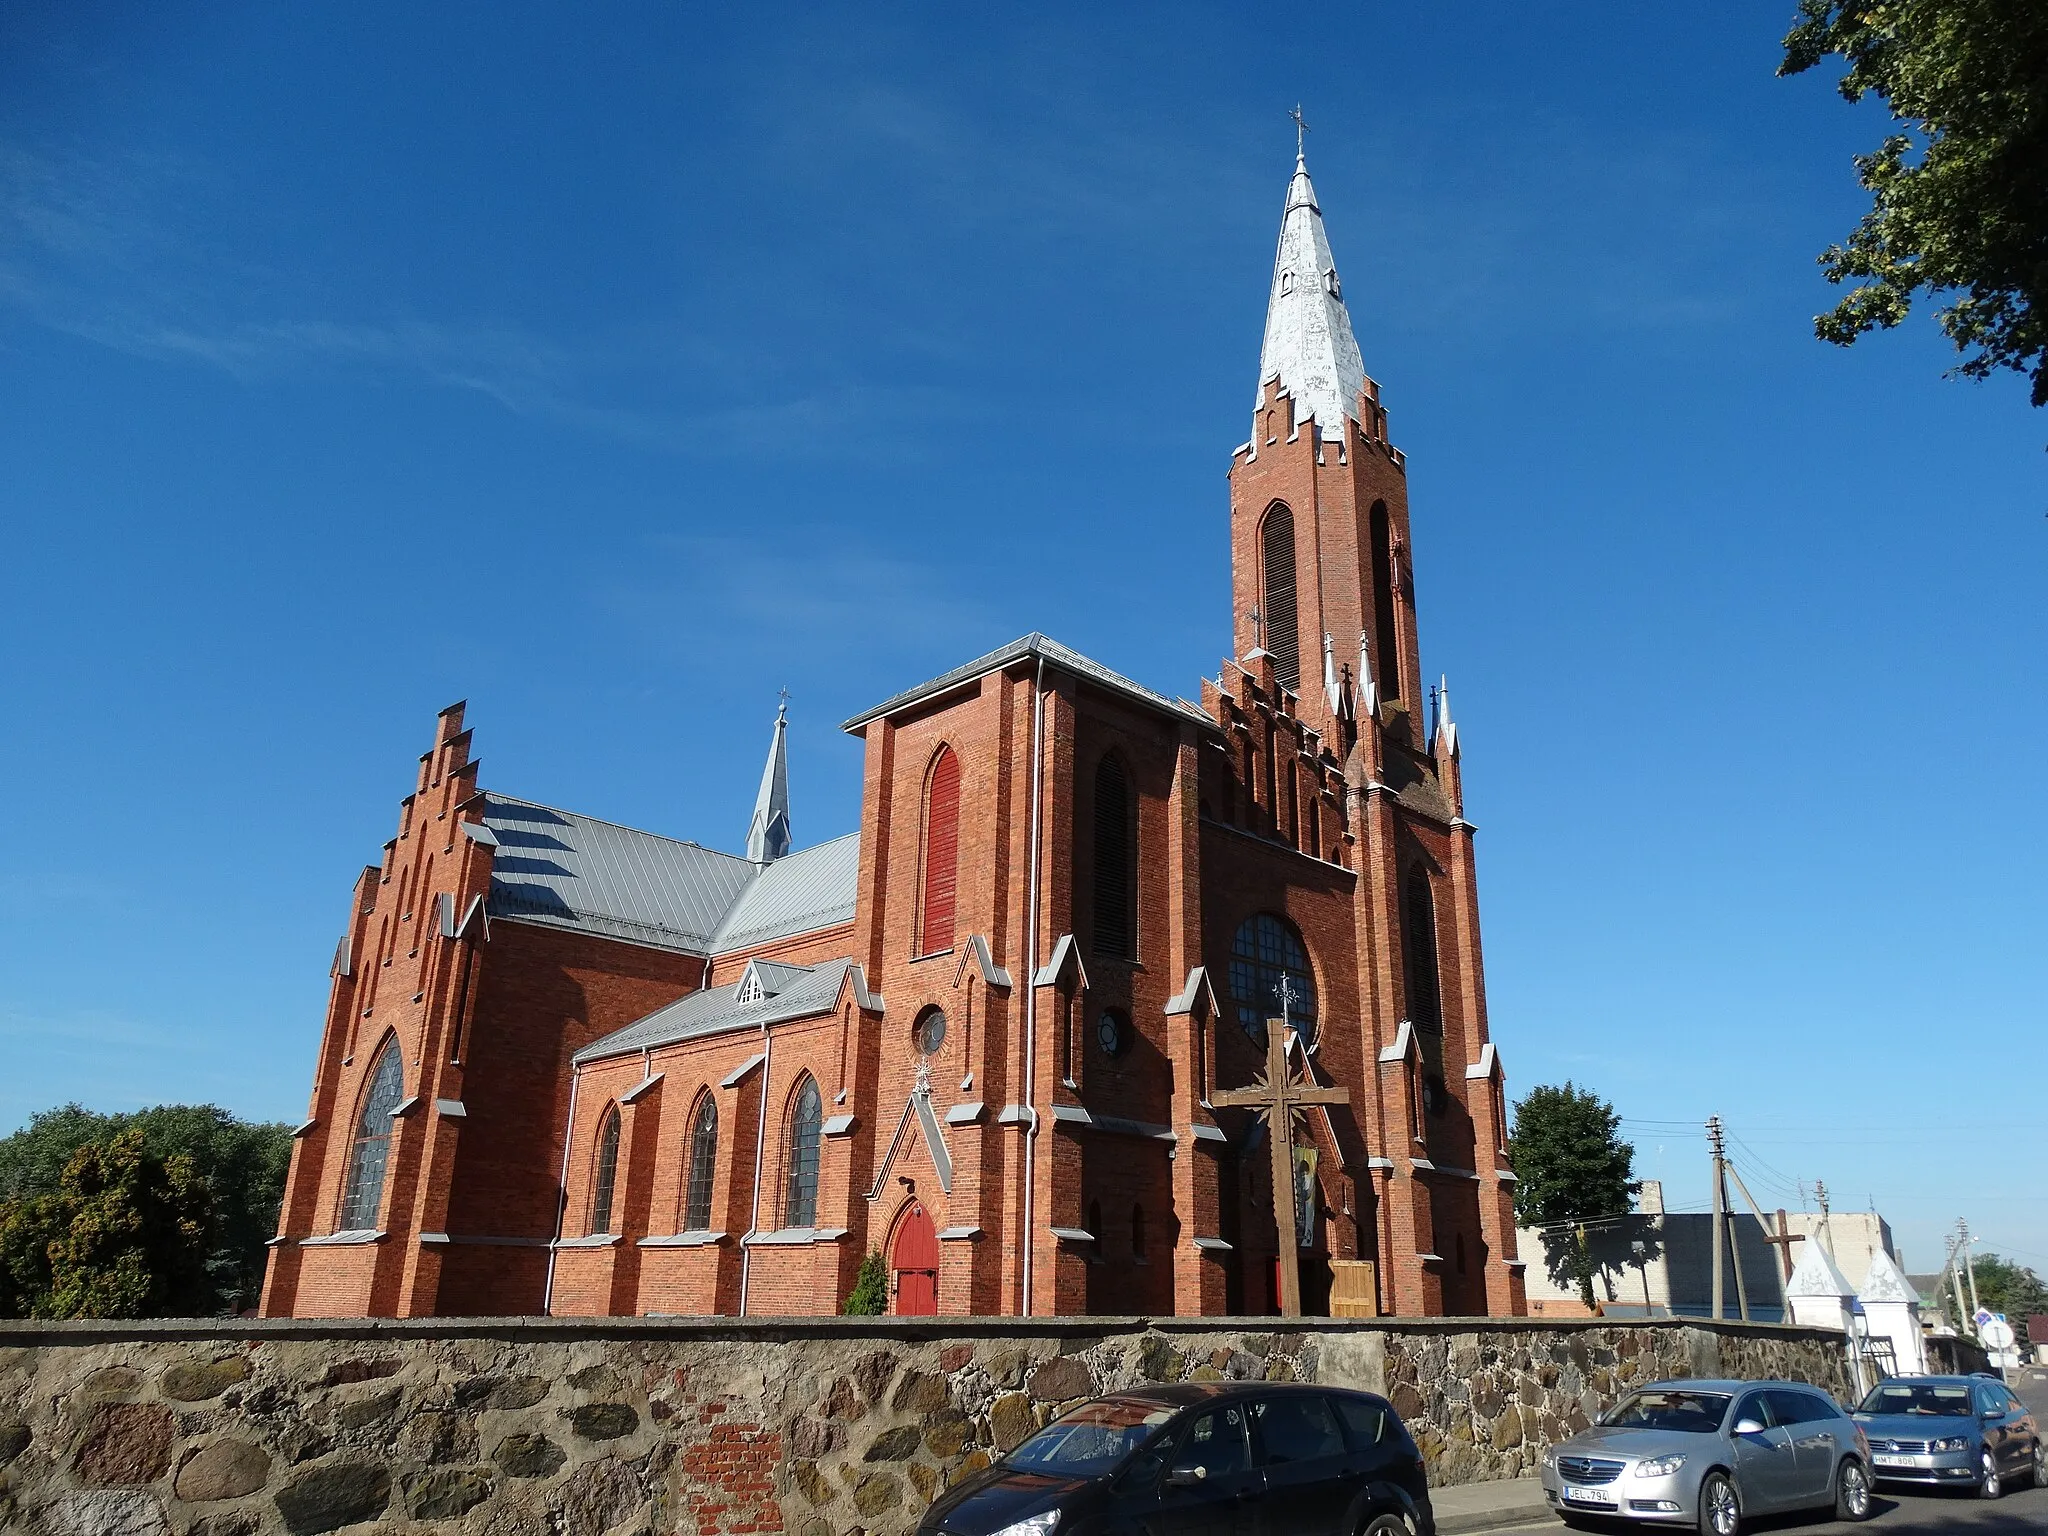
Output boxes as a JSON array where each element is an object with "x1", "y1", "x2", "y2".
[{"x1": 1255, "y1": 152, "x2": 1368, "y2": 438}]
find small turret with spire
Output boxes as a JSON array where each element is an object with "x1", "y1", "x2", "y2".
[{"x1": 745, "y1": 694, "x2": 792, "y2": 863}]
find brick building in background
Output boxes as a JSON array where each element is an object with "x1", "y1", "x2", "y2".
[{"x1": 261, "y1": 150, "x2": 1529, "y2": 1321}]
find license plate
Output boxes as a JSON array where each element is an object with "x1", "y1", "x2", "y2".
[
  {"x1": 1564, "y1": 1487, "x2": 1616, "y2": 1505},
  {"x1": 1873, "y1": 1455, "x2": 1916, "y2": 1468}
]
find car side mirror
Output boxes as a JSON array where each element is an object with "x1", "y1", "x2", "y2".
[
  {"x1": 1732, "y1": 1419, "x2": 1766, "y2": 1437},
  {"x1": 1166, "y1": 1465, "x2": 1209, "y2": 1488}
]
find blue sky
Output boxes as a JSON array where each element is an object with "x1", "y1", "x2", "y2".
[{"x1": 3, "y1": 2, "x2": 2042, "y2": 1280}]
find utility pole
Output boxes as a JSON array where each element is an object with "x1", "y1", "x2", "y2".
[
  {"x1": 1961, "y1": 1218, "x2": 1982, "y2": 1328},
  {"x1": 1816, "y1": 1180, "x2": 1833, "y2": 1255},
  {"x1": 1705, "y1": 1117, "x2": 1749, "y2": 1322},
  {"x1": 1708, "y1": 1117, "x2": 1726, "y2": 1322},
  {"x1": 1944, "y1": 1229, "x2": 1970, "y2": 1334}
]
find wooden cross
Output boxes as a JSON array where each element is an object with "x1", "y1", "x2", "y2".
[
  {"x1": 1211, "y1": 1018, "x2": 1349, "y2": 1316},
  {"x1": 1763, "y1": 1208, "x2": 1804, "y2": 1281}
]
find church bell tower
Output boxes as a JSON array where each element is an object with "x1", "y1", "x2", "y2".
[{"x1": 1229, "y1": 146, "x2": 1424, "y2": 756}]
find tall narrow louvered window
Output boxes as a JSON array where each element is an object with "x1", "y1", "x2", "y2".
[
  {"x1": 589, "y1": 1105, "x2": 621, "y2": 1235},
  {"x1": 919, "y1": 746, "x2": 960, "y2": 955},
  {"x1": 783, "y1": 1077, "x2": 823, "y2": 1228},
  {"x1": 1403, "y1": 865, "x2": 1443, "y2": 1032},
  {"x1": 338, "y1": 1038, "x2": 405, "y2": 1231},
  {"x1": 1370, "y1": 501, "x2": 1402, "y2": 703},
  {"x1": 1261, "y1": 504, "x2": 1301, "y2": 690},
  {"x1": 683, "y1": 1094, "x2": 718, "y2": 1231},
  {"x1": 1091, "y1": 755, "x2": 1135, "y2": 959}
]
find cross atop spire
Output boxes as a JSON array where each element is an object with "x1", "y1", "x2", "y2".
[
  {"x1": 745, "y1": 695, "x2": 792, "y2": 863},
  {"x1": 1256, "y1": 139, "x2": 1368, "y2": 440},
  {"x1": 1290, "y1": 104, "x2": 1310, "y2": 161}
]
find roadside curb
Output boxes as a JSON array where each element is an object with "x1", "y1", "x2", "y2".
[{"x1": 1431, "y1": 1477, "x2": 1553, "y2": 1535}]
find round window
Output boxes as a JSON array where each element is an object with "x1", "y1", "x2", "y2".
[
  {"x1": 914, "y1": 1009, "x2": 947, "y2": 1056},
  {"x1": 1095, "y1": 1010, "x2": 1127, "y2": 1059}
]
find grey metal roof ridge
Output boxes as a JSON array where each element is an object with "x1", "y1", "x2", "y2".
[{"x1": 841, "y1": 633, "x2": 1217, "y2": 733}]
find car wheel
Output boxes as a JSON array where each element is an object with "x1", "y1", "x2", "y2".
[
  {"x1": 2027, "y1": 1439, "x2": 2046, "y2": 1491},
  {"x1": 1833, "y1": 1458, "x2": 1871, "y2": 1522},
  {"x1": 1696, "y1": 1471, "x2": 1740, "y2": 1536},
  {"x1": 1358, "y1": 1515, "x2": 1409, "y2": 1536},
  {"x1": 1977, "y1": 1448, "x2": 2002, "y2": 1500}
]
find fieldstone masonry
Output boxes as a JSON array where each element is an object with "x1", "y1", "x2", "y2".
[{"x1": 0, "y1": 1317, "x2": 1849, "y2": 1536}]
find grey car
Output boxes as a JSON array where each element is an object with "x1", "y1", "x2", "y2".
[
  {"x1": 1851, "y1": 1375, "x2": 2044, "y2": 1496},
  {"x1": 1540, "y1": 1380, "x2": 1872, "y2": 1536}
]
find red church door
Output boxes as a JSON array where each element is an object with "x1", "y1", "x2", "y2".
[{"x1": 891, "y1": 1202, "x2": 939, "y2": 1316}]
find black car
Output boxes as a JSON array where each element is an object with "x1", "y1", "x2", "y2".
[{"x1": 916, "y1": 1381, "x2": 1434, "y2": 1536}]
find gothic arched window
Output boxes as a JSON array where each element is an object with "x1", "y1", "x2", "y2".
[
  {"x1": 1369, "y1": 501, "x2": 1402, "y2": 703},
  {"x1": 783, "y1": 1077, "x2": 823, "y2": 1228},
  {"x1": 919, "y1": 746, "x2": 960, "y2": 956},
  {"x1": 1091, "y1": 754, "x2": 1135, "y2": 960},
  {"x1": 1260, "y1": 503, "x2": 1301, "y2": 690},
  {"x1": 683, "y1": 1093, "x2": 718, "y2": 1232},
  {"x1": 1403, "y1": 865, "x2": 1443, "y2": 1032},
  {"x1": 589, "y1": 1105, "x2": 621, "y2": 1236},
  {"x1": 338, "y1": 1037, "x2": 405, "y2": 1231},
  {"x1": 1228, "y1": 913, "x2": 1318, "y2": 1046}
]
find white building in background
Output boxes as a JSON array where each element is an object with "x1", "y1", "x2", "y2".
[
  {"x1": 1514, "y1": 1181, "x2": 1907, "y2": 1326},
  {"x1": 1857, "y1": 1249, "x2": 1928, "y2": 1376}
]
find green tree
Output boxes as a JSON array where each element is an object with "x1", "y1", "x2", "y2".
[
  {"x1": 0, "y1": 1103, "x2": 291, "y2": 1314},
  {"x1": 0, "y1": 1129, "x2": 212, "y2": 1319},
  {"x1": 1969, "y1": 1254, "x2": 2048, "y2": 1346},
  {"x1": 841, "y1": 1249, "x2": 889, "y2": 1316},
  {"x1": 1508, "y1": 1083, "x2": 1638, "y2": 1309},
  {"x1": 1780, "y1": 1, "x2": 2048, "y2": 407}
]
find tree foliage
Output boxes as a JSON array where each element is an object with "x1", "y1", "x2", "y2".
[
  {"x1": 841, "y1": 1248, "x2": 890, "y2": 1316},
  {"x1": 1968, "y1": 1253, "x2": 2048, "y2": 1345},
  {"x1": 1508, "y1": 1083, "x2": 1637, "y2": 1308},
  {"x1": 1780, "y1": 0, "x2": 2048, "y2": 406},
  {"x1": 0, "y1": 1103, "x2": 291, "y2": 1315},
  {"x1": 0, "y1": 1129, "x2": 213, "y2": 1319}
]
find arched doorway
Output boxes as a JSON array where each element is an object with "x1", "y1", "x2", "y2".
[{"x1": 890, "y1": 1201, "x2": 938, "y2": 1316}]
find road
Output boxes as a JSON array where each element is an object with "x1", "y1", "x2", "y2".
[{"x1": 1480, "y1": 1365, "x2": 2048, "y2": 1536}]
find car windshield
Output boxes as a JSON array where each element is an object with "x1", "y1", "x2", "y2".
[
  {"x1": 1007, "y1": 1399, "x2": 1178, "y2": 1476},
  {"x1": 1600, "y1": 1390, "x2": 1734, "y2": 1434},
  {"x1": 1857, "y1": 1384, "x2": 1974, "y2": 1417}
]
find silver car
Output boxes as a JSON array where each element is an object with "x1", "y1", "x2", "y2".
[{"x1": 1540, "y1": 1379, "x2": 1872, "y2": 1535}]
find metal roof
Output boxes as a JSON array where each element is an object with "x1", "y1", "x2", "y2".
[
  {"x1": 710, "y1": 832, "x2": 859, "y2": 950},
  {"x1": 575, "y1": 956, "x2": 858, "y2": 1064},
  {"x1": 842, "y1": 633, "x2": 1215, "y2": 733},
  {"x1": 483, "y1": 796, "x2": 759, "y2": 953},
  {"x1": 482, "y1": 796, "x2": 858, "y2": 959}
]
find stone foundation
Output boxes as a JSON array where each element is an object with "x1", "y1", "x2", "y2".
[{"x1": 0, "y1": 1316, "x2": 1849, "y2": 1535}]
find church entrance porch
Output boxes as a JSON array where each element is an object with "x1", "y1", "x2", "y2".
[{"x1": 891, "y1": 1201, "x2": 938, "y2": 1316}]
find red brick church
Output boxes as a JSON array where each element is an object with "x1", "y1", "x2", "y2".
[{"x1": 261, "y1": 148, "x2": 1529, "y2": 1321}]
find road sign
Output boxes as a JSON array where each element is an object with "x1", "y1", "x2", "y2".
[
  {"x1": 1975, "y1": 1308, "x2": 1995, "y2": 1328},
  {"x1": 1981, "y1": 1318, "x2": 2017, "y2": 1351}
]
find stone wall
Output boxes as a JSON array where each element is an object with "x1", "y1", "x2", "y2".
[{"x1": 0, "y1": 1315, "x2": 1849, "y2": 1536}]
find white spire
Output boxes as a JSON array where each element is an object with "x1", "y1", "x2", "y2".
[
  {"x1": 745, "y1": 695, "x2": 792, "y2": 863},
  {"x1": 1357, "y1": 632, "x2": 1379, "y2": 718},
  {"x1": 1437, "y1": 674, "x2": 1458, "y2": 758},
  {"x1": 1322, "y1": 633, "x2": 1341, "y2": 716},
  {"x1": 1255, "y1": 148, "x2": 1368, "y2": 438}
]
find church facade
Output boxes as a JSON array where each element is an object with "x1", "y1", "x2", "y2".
[{"x1": 260, "y1": 151, "x2": 1528, "y2": 1322}]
